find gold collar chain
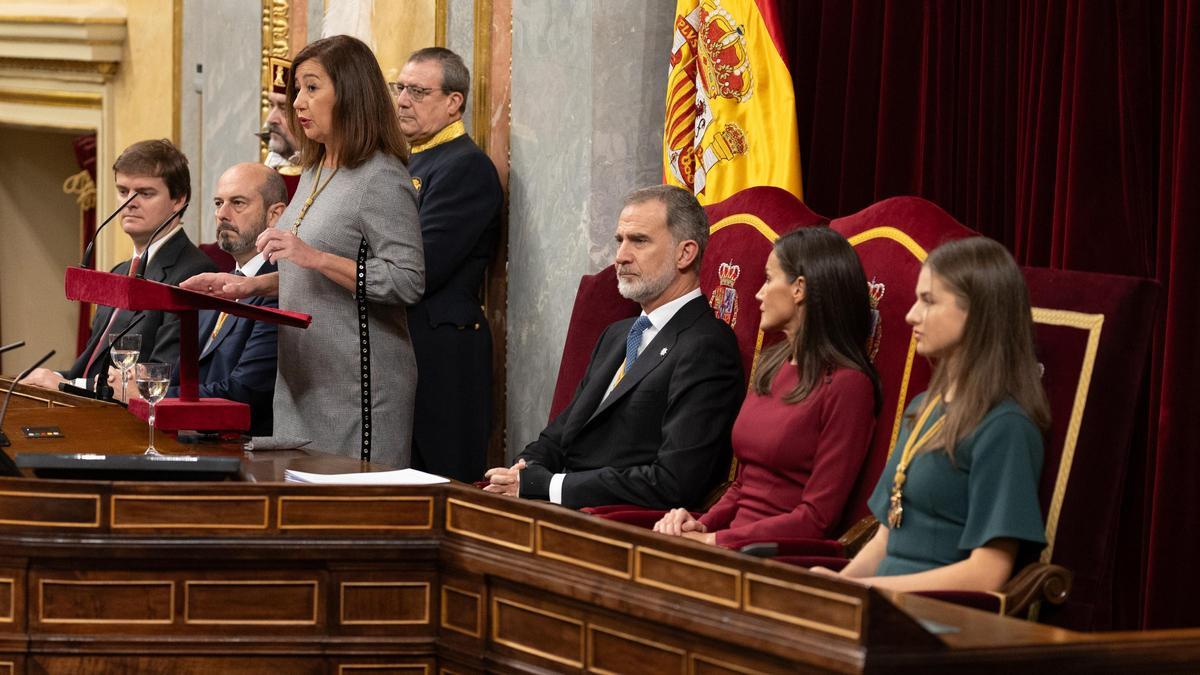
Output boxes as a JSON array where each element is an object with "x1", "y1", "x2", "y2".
[
  {"x1": 291, "y1": 162, "x2": 340, "y2": 235},
  {"x1": 886, "y1": 394, "x2": 945, "y2": 529}
]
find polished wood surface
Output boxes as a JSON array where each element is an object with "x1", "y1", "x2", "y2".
[
  {"x1": 0, "y1": 377, "x2": 109, "y2": 410},
  {"x1": 0, "y1": 405, "x2": 1196, "y2": 673}
]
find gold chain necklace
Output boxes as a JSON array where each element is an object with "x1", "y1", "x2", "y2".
[
  {"x1": 291, "y1": 162, "x2": 340, "y2": 235},
  {"x1": 886, "y1": 394, "x2": 945, "y2": 529}
]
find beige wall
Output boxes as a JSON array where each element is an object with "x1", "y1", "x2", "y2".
[
  {"x1": 0, "y1": 126, "x2": 87, "y2": 374},
  {"x1": 374, "y1": 0, "x2": 437, "y2": 81}
]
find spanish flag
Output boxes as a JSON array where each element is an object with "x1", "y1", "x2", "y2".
[{"x1": 663, "y1": 0, "x2": 803, "y2": 205}]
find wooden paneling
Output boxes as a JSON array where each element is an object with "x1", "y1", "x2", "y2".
[
  {"x1": 440, "y1": 585, "x2": 482, "y2": 638},
  {"x1": 588, "y1": 624, "x2": 686, "y2": 675},
  {"x1": 184, "y1": 581, "x2": 318, "y2": 625},
  {"x1": 110, "y1": 495, "x2": 269, "y2": 530},
  {"x1": 278, "y1": 496, "x2": 433, "y2": 530},
  {"x1": 340, "y1": 582, "x2": 430, "y2": 625},
  {"x1": 536, "y1": 521, "x2": 632, "y2": 578},
  {"x1": 491, "y1": 595, "x2": 584, "y2": 668},
  {"x1": 38, "y1": 579, "x2": 173, "y2": 625},
  {"x1": 445, "y1": 498, "x2": 532, "y2": 551},
  {"x1": 0, "y1": 490, "x2": 99, "y2": 528},
  {"x1": 635, "y1": 547, "x2": 741, "y2": 608}
]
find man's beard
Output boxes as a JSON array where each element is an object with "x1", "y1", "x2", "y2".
[
  {"x1": 266, "y1": 123, "x2": 296, "y2": 158},
  {"x1": 217, "y1": 222, "x2": 261, "y2": 257},
  {"x1": 617, "y1": 264, "x2": 674, "y2": 305}
]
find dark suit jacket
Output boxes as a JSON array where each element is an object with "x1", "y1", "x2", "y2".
[
  {"x1": 167, "y1": 261, "x2": 278, "y2": 436},
  {"x1": 406, "y1": 133, "x2": 503, "y2": 481},
  {"x1": 518, "y1": 295, "x2": 745, "y2": 510},
  {"x1": 64, "y1": 228, "x2": 218, "y2": 382}
]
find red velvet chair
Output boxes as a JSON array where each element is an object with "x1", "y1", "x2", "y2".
[
  {"x1": 548, "y1": 187, "x2": 823, "y2": 514},
  {"x1": 748, "y1": 201, "x2": 1158, "y2": 629},
  {"x1": 198, "y1": 242, "x2": 236, "y2": 273}
]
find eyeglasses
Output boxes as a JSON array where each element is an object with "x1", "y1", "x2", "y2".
[{"x1": 387, "y1": 82, "x2": 444, "y2": 102}]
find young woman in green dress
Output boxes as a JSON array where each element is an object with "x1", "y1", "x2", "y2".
[{"x1": 822, "y1": 236, "x2": 1051, "y2": 592}]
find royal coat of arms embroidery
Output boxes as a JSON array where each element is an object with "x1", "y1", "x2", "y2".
[{"x1": 709, "y1": 261, "x2": 742, "y2": 327}]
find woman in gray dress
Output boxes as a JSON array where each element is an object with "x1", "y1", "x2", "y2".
[{"x1": 186, "y1": 35, "x2": 424, "y2": 467}]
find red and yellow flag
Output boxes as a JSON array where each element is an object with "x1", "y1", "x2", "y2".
[{"x1": 663, "y1": 0, "x2": 803, "y2": 205}]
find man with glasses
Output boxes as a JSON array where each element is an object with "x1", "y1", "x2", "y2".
[{"x1": 391, "y1": 47, "x2": 503, "y2": 482}]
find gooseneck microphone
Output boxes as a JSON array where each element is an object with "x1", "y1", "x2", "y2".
[
  {"x1": 136, "y1": 202, "x2": 190, "y2": 280},
  {"x1": 0, "y1": 350, "x2": 56, "y2": 447},
  {"x1": 79, "y1": 192, "x2": 139, "y2": 269},
  {"x1": 0, "y1": 341, "x2": 24, "y2": 355}
]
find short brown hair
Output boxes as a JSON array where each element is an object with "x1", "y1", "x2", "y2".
[
  {"x1": 112, "y1": 139, "x2": 190, "y2": 201},
  {"x1": 623, "y1": 185, "x2": 709, "y2": 270},
  {"x1": 289, "y1": 35, "x2": 409, "y2": 169}
]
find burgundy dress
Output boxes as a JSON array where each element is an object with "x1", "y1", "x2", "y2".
[{"x1": 699, "y1": 363, "x2": 876, "y2": 548}]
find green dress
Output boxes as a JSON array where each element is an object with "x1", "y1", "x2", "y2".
[{"x1": 867, "y1": 393, "x2": 1046, "y2": 576}]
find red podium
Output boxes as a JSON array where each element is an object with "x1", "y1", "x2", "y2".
[{"x1": 65, "y1": 267, "x2": 311, "y2": 431}]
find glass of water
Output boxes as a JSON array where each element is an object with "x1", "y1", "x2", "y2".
[
  {"x1": 108, "y1": 333, "x2": 140, "y2": 403},
  {"x1": 135, "y1": 362, "x2": 170, "y2": 455}
]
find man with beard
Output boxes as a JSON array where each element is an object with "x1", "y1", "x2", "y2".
[
  {"x1": 110, "y1": 163, "x2": 286, "y2": 435},
  {"x1": 484, "y1": 185, "x2": 744, "y2": 510},
  {"x1": 393, "y1": 48, "x2": 502, "y2": 482},
  {"x1": 262, "y1": 56, "x2": 302, "y2": 197}
]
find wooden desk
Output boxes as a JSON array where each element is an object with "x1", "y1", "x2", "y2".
[{"x1": 0, "y1": 408, "x2": 1197, "y2": 673}]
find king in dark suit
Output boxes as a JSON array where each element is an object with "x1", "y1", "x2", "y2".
[
  {"x1": 21, "y1": 139, "x2": 217, "y2": 393},
  {"x1": 112, "y1": 163, "x2": 289, "y2": 437},
  {"x1": 396, "y1": 48, "x2": 503, "y2": 482},
  {"x1": 486, "y1": 186, "x2": 744, "y2": 510}
]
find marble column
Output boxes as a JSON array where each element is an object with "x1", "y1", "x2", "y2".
[{"x1": 506, "y1": 0, "x2": 673, "y2": 457}]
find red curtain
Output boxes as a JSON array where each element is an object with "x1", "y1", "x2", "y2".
[
  {"x1": 779, "y1": 0, "x2": 1198, "y2": 629},
  {"x1": 71, "y1": 134, "x2": 98, "y2": 356}
]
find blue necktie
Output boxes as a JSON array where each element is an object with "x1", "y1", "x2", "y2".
[{"x1": 625, "y1": 315, "x2": 653, "y2": 373}]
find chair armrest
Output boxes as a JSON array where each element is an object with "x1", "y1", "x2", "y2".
[
  {"x1": 737, "y1": 538, "x2": 845, "y2": 558},
  {"x1": 837, "y1": 516, "x2": 880, "y2": 557},
  {"x1": 999, "y1": 561, "x2": 1073, "y2": 617}
]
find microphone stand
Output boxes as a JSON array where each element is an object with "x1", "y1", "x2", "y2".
[
  {"x1": 0, "y1": 350, "x2": 56, "y2": 448},
  {"x1": 136, "y1": 202, "x2": 190, "y2": 280},
  {"x1": 79, "y1": 192, "x2": 138, "y2": 269}
]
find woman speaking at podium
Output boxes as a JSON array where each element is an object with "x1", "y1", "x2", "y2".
[{"x1": 185, "y1": 35, "x2": 424, "y2": 468}]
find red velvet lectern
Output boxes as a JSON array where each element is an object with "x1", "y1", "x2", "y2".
[{"x1": 65, "y1": 267, "x2": 311, "y2": 431}]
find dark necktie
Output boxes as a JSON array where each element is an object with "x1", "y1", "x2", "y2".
[{"x1": 625, "y1": 315, "x2": 653, "y2": 372}]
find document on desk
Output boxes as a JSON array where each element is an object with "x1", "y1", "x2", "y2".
[{"x1": 284, "y1": 467, "x2": 450, "y2": 485}]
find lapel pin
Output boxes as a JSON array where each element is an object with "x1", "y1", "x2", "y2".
[{"x1": 660, "y1": 347, "x2": 669, "y2": 356}]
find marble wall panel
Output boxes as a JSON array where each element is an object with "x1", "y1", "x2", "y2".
[
  {"x1": 179, "y1": 0, "x2": 264, "y2": 243},
  {"x1": 446, "y1": 0, "x2": 475, "y2": 134},
  {"x1": 506, "y1": 0, "x2": 673, "y2": 457}
]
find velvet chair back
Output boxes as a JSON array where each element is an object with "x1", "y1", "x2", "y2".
[
  {"x1": 1021, "y1": 267, "x2": 1158, "y2": 629},
  {"x1": 828, "y1": 197, "x2": 976, "y2": 531}
]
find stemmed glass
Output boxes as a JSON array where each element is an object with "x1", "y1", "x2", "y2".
[
  {"x1": 135, "y1": 363, "x2": 169, "y2": 455},
  {"x1": 108, "y1": 333, "x2": 140, "y2": 403}
]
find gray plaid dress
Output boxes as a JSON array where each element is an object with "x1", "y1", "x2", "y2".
[{"x1": 271, "y1": 151, "x2": 425, "y2": 467}]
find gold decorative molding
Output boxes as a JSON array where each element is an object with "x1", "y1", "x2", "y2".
[
  {"x1": 0, "y1": 489, "x2": 100, "y2": 528},
  {"x1": 689, "y1": 653, "x2": 769, "y2": 675},
  {"x1": 0, "y1": 9, "x2": 126, "y2": 73},
  {"x1": 0, "y1": 578, "x2": 14, "y2": 623},
  {"x1": 261, "y1": 0, "x2": 291, "y2": 159},
  {"x1": 445, "y1": 497, "x2": 534, "y2": 552},
  {"x1": 471, "y1": 0, "x2": 492, "y2": 148},
  {"x1": 435, "y1": 0, "x2": 447, "y2": 47},
  {"x1": 278, "y1": 495, "x2": 434, "y2": 530},
  {"x1": 1031, "y1": 307, "x2": 1104, "y2": 564},
  {"x1": 0, "y1": 86, "x2": 101, "y2": 109},
  {"x1": 63, "y1": 169, "x2": 96, "y2": 210},
  {"x1": 536, "y1": 521, "x2": 633, "y2": 579},
  {"x1": 110, "y1": 494, "x2": 270, "y2": 530},
  {"x1": 338, "y1": 665, "x2": 429, "y2": 674},
  {"x1": 634, "y1": 547, "x2": 742, "y2": 609},
  {"x1": 587, "y1": 624, "x2": 686, "y2": 675},
  {"x1": 184, "y1": 580, "x2": 319, "y2": 625}
]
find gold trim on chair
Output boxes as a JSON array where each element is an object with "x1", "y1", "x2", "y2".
[
  {"x1": 1030, "y1": 307, "x2": 1104, "y2": 563},
  {"x1": 846, "y1": 227, "x2": 928, "y2": 459}
]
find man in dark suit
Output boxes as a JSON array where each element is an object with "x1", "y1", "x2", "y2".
[
  {"x1": 110, "y1": 163, "x2": 286, "y2": 436},
  {"x1": 393, "y1": 47, "x2": 503, "y2": 482},
  {"x1": 485, "y1": 186, "x2": 744, "y2": 510},
  {"x1": 21, "y1": 139, "x2": 217, "y2": 393}
]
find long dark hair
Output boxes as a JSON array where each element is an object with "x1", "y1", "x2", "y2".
[
  {"x1": 921, "y1": 237, "x2": 1050, "y2": 458},
  {"x1": 289, "y1": 35, "x2": 409, "y2": 169},
  {"x1": 753, "y1": 227, "x2": 882, "y2": 415}
]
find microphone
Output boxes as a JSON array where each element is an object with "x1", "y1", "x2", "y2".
[
  {"x1": 0, "y1": 350, "x2": 55, "y2": 448},
  {"x1": 92, "y1": 313, "x2": 144, "y2": 399},
  {"x1": 79, "y1": 192, "x2": 139, "y2": 269},
  {"x1": 0, "y1": 341, "x2": 24, "y2": 355},
  {"x1": 136, "y1": 202, "x2": 190, "y2": 280}
]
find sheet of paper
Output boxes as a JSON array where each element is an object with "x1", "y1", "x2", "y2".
[{"x1": 284, "y1": 467, "x2": 449, "y2": 485}]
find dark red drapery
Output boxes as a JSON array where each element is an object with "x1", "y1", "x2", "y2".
[{"x1": 779, "y1": 0, "x2": 1198, "y2": 629}]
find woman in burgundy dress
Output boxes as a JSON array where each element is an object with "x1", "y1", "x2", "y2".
[{"x1": 653, "y1": 227, "x2": 881, "y2": 549}]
